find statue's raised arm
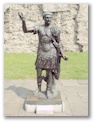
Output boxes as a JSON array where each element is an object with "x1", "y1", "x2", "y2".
[{"x1": 18, "y1": 12, "x2": 34, "y2": 33}]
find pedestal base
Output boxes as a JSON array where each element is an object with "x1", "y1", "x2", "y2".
[{"x1": 25, "y1": 91, "x2": 63, "y2": 114}]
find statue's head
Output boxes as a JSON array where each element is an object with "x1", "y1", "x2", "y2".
[{"x1": 43, "y1": 12, "x2": 53, "y2": 25}]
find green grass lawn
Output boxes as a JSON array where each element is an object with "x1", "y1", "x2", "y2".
[{"x1": 4, "y1": 52, "x2": 88, "y2": 80}]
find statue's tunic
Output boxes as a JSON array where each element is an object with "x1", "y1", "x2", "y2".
[{"x1": 33, "y1": 24, "x2": 60, "y2": 70}]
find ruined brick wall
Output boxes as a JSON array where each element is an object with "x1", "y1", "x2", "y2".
[{"x1": 4, "y1": 4, "x2": 88, "y2": 53}]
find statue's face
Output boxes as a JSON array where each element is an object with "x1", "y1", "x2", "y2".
[{"x1": 44, "y1": 15, "x2": 52, "y2": 25}]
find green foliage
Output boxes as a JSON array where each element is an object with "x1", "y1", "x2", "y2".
[{"x1": 4, "y1": 52, "x2": 88, "y2": 80}]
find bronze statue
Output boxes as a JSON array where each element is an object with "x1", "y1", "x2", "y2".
[{"x1": 18, "y1": 12, "x2": 68, "y2": 99}]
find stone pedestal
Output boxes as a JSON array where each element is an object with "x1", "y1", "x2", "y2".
[{"x1": 25, "y1": 92, "x2": 63, "y2": 114}]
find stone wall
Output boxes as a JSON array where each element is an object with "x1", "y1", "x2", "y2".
[{"x1": 4, "y1": 4, "x2": 88, "y2": 53}]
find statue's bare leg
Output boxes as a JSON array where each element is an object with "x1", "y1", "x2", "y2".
[
  {"x1": 52, "y1": 74, "x2": 56, "y2": 92},
  {"x1": 46, "y1": 69, "x2": 53, "y2": 98},
  {"x1": 52, "y1": 74, "x2": 59, "y2": 96},
  {"x1": 33, "y1": 68, "x2": 42, "y2": 95},
  {"x1": 46, "y1": 71, "x2": 59, "y2": 98}
]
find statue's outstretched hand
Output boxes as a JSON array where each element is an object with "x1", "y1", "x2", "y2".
[{"x1": 18, "y1": 12, "x2": 25, "y2": 21}]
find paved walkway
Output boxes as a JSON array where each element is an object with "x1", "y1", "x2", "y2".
[{"x1": 4, "y1": 79, "x2": 88, "y2": 116}]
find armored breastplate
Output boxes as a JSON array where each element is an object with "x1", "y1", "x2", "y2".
[
  {"x1": 40, "y1": 36, "x2": 53, "y2": 52},
  {"x1": 37, "y1": 26, "x2": 57, "y2": 59}
]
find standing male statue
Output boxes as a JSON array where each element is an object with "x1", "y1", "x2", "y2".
[{"x1": 19, "y1": 12, "x2": 68, "y2": 99}]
